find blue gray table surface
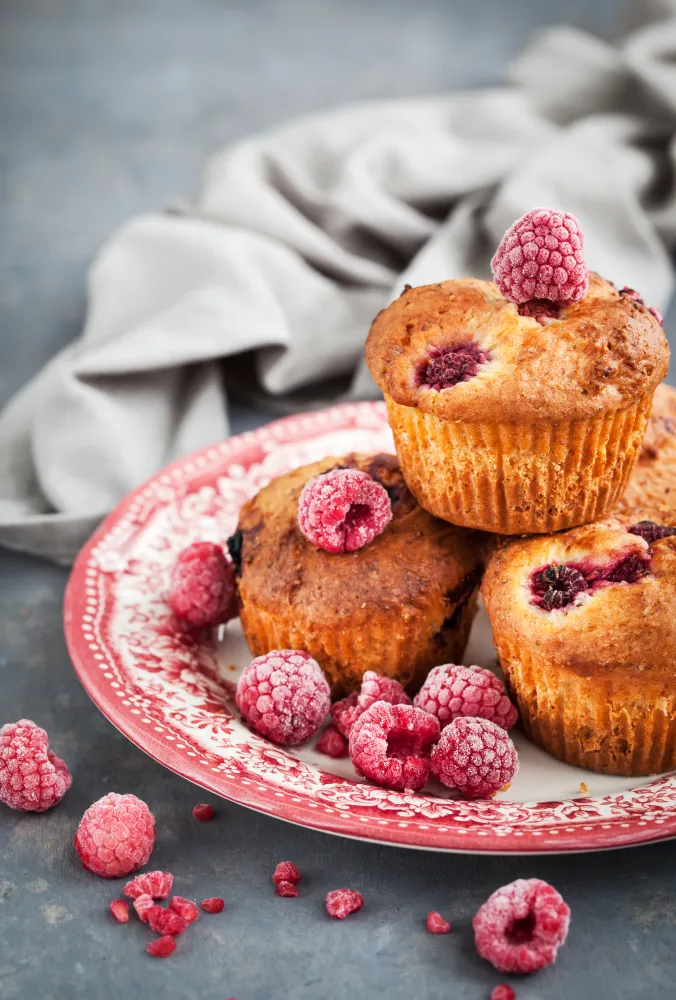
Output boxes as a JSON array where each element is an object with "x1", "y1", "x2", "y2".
[{"x1": 2, "y1": 2, "x2": 675, "y2": 998}]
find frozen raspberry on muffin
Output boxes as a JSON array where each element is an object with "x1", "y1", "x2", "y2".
[
  {"x1": 169, "y1": 541, "x2": 236, "y2": 628},
  {"x1": 430, "y1": 717, "x2": 518, "y2": 798},
  {"x1": 349, "y1": 701, "x2": 440, "y2": 792},
  {"x1": 414, "y1": 664, "x2": 517, "y2": 730},
  {"x1": 236, "y1": 650, "x2": 330, "y2": 746},
  {"x1": 298, "y1": 468, "x2": 392, "y2": 554}
]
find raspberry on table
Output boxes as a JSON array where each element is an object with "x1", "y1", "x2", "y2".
[
  {"x1": 349, "y1": 701, "x2": 440, "y2": 793},
  {"x1": 417, "y1": 342, "x2": 491, "y2": 390},
  {"x1": 426, "y1": 911, "x2": 451, "y2": 934},
  {"x1": 236, "y1": 650, "x2": 331, "y2": 746},
  {"x1": 619, "y1": 286, "x2": 664, "y2": 325},
  {"x1": 169, "y1": 896, "x2": 199, "y2": 925},
  {"x1": 326, "y1": 889, "x2": 364, "y2": 919},
  {"x1": 192, "y1": 803, "x2": 215, "y2": 821},
  {"x1": 473, "y1": 878, "x2": 570, "y2": 974},
  {"x1": 414, "y1": 664, "x2": 517, "y2": 730},
  {"x1": 297, "y1": 468, "x2": 392, "y2": 553},
  {"x1": 430, "y1": 717, "x2": 518, "y2": 799},
  {"x1": 331, "y1": 672, "x2": 411, "y2": 739},
  {"x1": 109, "y1": 899, "x2": 129, "y2": 923},
  {"x1": 272, "y1": 861, "x2": 301, "y2": 886},
  {"x1": 201, "y1": 897, "x2": 225, "y2": 913},
  {"x1": 316, "y1": 724, "x2": 348, "y2": 758},
  {"x1": 531, "y1": 564, "x2": 587, "y2": 611},
  {"x1": 490, "y1": 987, "x2": 516, "y2": 1000},
  {"x1": 146, "y1": 935, "x2": 176, "y2": 958},
  {"x1": 168, "y1": 541, "x2": 237, "y2": 628},
  {"x1": 133, "y1": 894, "x2": 155, "y2": 922},
  {"x1": 628, "y1": 521, "x2": 676, "y2": 544},
  {"x1": 147, "y1": 905, "x2": 188, "y2": 936},
  {"x1": 492, "y1": 208, "x2": 588, "y2": 304},
  {"x1": 0, "y1": 719, "x2": 72, "y2": 812},
  {"x1": 124, "y1": 870, "x2": 174, "y2": 900},
  {"x1": 276, "y1": 881, "x2": 299, "y2": 898},
  {"x1": 74, "y1": 792, "x2": 155, "y2": 878}
]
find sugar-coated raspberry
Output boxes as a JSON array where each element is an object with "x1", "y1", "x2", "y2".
[
  {"x1": 297, "y1": 468, "x2": 392, "y2": 553},
  {"x1": 326, "y1": 889, "x2": 364, "y2": 919},
  {"x1": 169, "y1": 896, "x2": 199, "y2": 925},
  {"x1": 168, "y1": 541, "x2": 236, "y2": 628},
  {"x1": 124, "y1": 870, "x2": 174, "y2": 900},
  {"x1": 531, "y1": 564, "x2": 587, "y2": 611},
  {"x1": 414, "y1": 665, "x2": 517, "y2": 730},
  {"x1": 316, "y1": 724, "x2": 349, "y2": 758},
  {"x1": 431, "y1": 717, "x2": 518, "y2": 799},
  {"x1": 201, "y1": 897, "x2": 225, "y2": 913},
  {"x1": 426, "y1": 911, "x2": 451, "y2": 934},
  {"x1": 272, "y1": 861, "x2": 301, "y2": 886},
  {"x1": 0, "y1": 719, "x2": 72, "y2": 812},
  {"x1": 192, "y1": 803, "x2": 214, "y2": 821},
  {"x1": 349, "y1": 702, "x2": 440, "y2": 792},
  {"x1": 473, "y1": 878, "x2": 570, "y2": 974},
  {"x1": 146, "y1": 935, "x2": 176, "y2": 958},
  {"x1": 276, "y1": 881, "x2": 299, "y2": 898},
  {"x1": 236, "y1": 650, "x2": 330, "y2": 746},
  {"x1": 109, "y1": 899, "x2": 129, "y2": 923},
  {"x1": 418, "y1": 342, "x2": 491, "y2": 390},
  {"x1": 620, "y1": 286, "x2": 663, "y2": 325},
  {"x1": 147, "y1": 904, "x2": 188, "y2": 936},
  {"x1": 492, "y1": 208, "x2": 588, "y2": 304},
  {"x1": 74, "y1": 792, "x2": 155, "y2": 878},
  {"x1": 133, "y1": 893, "x2": 155, "y2": 922},
  {"x1": 331, "y1": 672, "x2": 411, "y2": 738},
  {"x1": 331, "y1": 692, "x2": 362, "y2": 737},
  {"x1": 629, "y1": 521, "x2": 676, "y2": 544},
  {"x1": 491, "y1": 987, "x2": 516, "y2": 1000}
]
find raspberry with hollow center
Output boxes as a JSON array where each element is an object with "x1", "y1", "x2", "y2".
[
  {"x1": 414, "y1": 664, "x2": 517, "y2": 730},
  {"x1": 0, "y1": 719, "x2": 72, "y2": 812},
  {"x1": 236, "y1": 650, "x2": 330, "y2": 746},
  {"x1": 491, "y1": 987, "x2": 516, "y2": 1000},
  {"x1": 298, "y1": 468, "x2": 392, "y2": 553},
  {"x1": 169, "y1": 896, "x2": 199, "y2": 925},
  {"x1": 426, "y1": 911, "x2": 451, "y2": 934},
  {"x1": 201, "y1": 897, "x2": 225, "y2": 913},
  {"x1": 418, "y1": 342, "x2": 491, "y2": 390},
  {"x1": 628, "y1": 520, "x2": 676, "y2": 544},
  {"x1": 124, "y1": 870, "x2": 174, "y2": 900},
  {"x1": 531, "y1": 564, "x2": 587, "y2": 611},
  {"x1": 473, "y1": 878, "x2": 570, "y2": 974},
  {"x1": 326, "y1": 889, "x2": 364, "y2": 919},
  {"x1": 192, "y1": 803, "x2": 214, "y2": 821},
  {"x1": 620, "y1": 286, "x2": 663, "y2": 325},
  {"x1": 349, "y1": 701, "x2": 440, "y2": 792},
  {"x1": 133, "y1": 894, "x2": 154, "y2": 922},
  {"x1": 316, "y1": 724, "x2": 349, "y2": 758},
  {"x1": 147, "y1": 905, "x2": 188, "y2": 937},
  {"x1": 430, "y1": 717, "x2": 518, "y2": 799},
  {"x1": 272, "y1": 861, "x2": 301, "y2": 886},
  {"x1": 109, "y1": 899, "x2": 129, "y2": 923},
  {"x1": 492, "y1": 208, "x2": 588, "y2": 303},
  {"x1": 146, "y1": 935, "x2": 176, "y2": 958},
  {"x1": 168, "y1": 541, "x2": 237, "y2": 629},
  {"x1": 74, "y1": 792, "x2": 156, "y2": 878}
]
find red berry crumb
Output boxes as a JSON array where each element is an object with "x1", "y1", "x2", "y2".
[
  {"x1": 349, "y1": 701, "x2": 440, "y2": 792},
  {"x1": 414, "y1": 664, "x2": 517, "y2": 730},
  {"x1": 430, "y1": 717, "x2": 518, "y2": 799},
  {"x1": 168, "y1": 541, "x2": 236, "y2": 628},
  {"x1": 316, "y1": 725, "x2": 348, "y2": 758},
  {"x1": 201, "y1": 897, "x2": 225, "y2": 914},
  {"x1": 109, "y1": 899, "x2": 129, "y2": 923},
  {"x1": 272, "y1": 861, "x2": 301, "y2": 886},
  {"x1": 147, "y1": 905, "x2": 188, "y2": 936},
  {"x1": 133, "y1": 894, "x2": 155, "y2": 922},
  {"x1": 491, "y1": 987, "x2": 516, "y2": 1000},
  {"x1": 297, "y1": 468, "x2": 392, "y2": 553},
  {"x1": 0, "y1": 719, "x2": 72, "y2": 812},
  {"x1": 491, "y1": 208, "x2": 588, "y2": 304},
  {"x1": 124, "y1": 870, "x2": 174, "y2": 899},
  {"x1": 620, "y1": 286, "x2": 663, "y2": 325},
  {"x1": 192, "y1": 803, "x2": 214, "y2": 822},
  {"x1": 146, "y1": 935, "x2": 176, "y2": 958},
  {"x1": 330, "y1": 692, "x2": 361, "y2": 737},
  {"x1": 74, "y1": 792, "x2": 156, "y2": 878},
  {"x1": 473, "y1": 878, "x2": 570, "y2": 974},
  {"x1": 426, "y1": 911, "x2": 451, "y2": 934},
  {"x1": 326, "y1": 888, "x2": 364, "y2": 920},
  {"x1": 169, "y1": 896, "x2": 199, "y2": 925},
  {"x1": 276, "y1": 881, "x2": 299, "y2": 898},
  {"x1": 236, "y1": 650, "x2": 330, "y2": 746}
]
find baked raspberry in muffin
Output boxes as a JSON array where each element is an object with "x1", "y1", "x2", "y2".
[
  {"x1": 614, "y1": 382, "x2": 676, "y2": 524},
  {"x1": 365, "y1": 273, "x2": 669, "y2": 534},
  {"x1": 482, "y1": 519, "x2": 676, "y2": 775},
  {"x1": 229, "y1": 453, "x2": 486, "y2": 696}
]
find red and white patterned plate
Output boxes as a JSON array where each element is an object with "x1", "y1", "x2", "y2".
[{"x1": 64, "y1": 402, "x2": 676, "y2": 854}]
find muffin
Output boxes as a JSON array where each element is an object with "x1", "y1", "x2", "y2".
[
  {"x1": 228, "y1": 453, "x2": 486, "y2": 697},
  {"x1": 482, "y1": 519, "x2": 676, "y2": 775},
  {"x1": 614, "y1": 381, "x2": 676, "y2": 524},
  {"x1": 365, "y1": 275, "x2": 669, "y2": 534}
]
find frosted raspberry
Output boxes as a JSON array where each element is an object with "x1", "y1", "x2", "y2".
[
  {"x1": 133, "y1": 894, "x2": 154, "y2": 922},
  {"x1": 146, "y1": 935, "x2": 176, "y2": 958},
  {"x1": 109, "y1": 899, "x2": 129, "y2": 923},
  {"x1": 531, "y1": 564, "x2": 587, "y2": 611},
  {"x1": 297, "y1": 468, "x2": 392, "y2": 553},
  {"x1": 124, "y1": 870, "x2": 173, "y2": 899},
  {"x1": 326, "y1": 889, "x2": 364, "y2": 919},
  {"x1": 147, "y1": 905, "x2": 187, "y2": 936},
  {"x1": 74, "y1": 792, "x2": 155, "y2": 878},
  {"x1": 316, "y1": 724, "x2": 348, "y2": 758},
  {"x1": 426, "y1": 911, "x2": 451, "y2": 934},
  {"x1": 168, "y1": 541, "x2": 236, "y2": 628},
  {"x1": 272, "y1": 861, "x2": 301, "y2": 885},
  {"x1": 491, "y1": 987, "x2": 516, "y2": 1000},
  {"x1": 0, "y1": 719, "x2": 72, "y2": 812},
  {"x1": 430, "y1": 717, "x2": 518, "y2": 799},
  {"x1": 276, "y1": 881, "x2": 299, "y2": 898},
  {"x1": 349, "y1": 702, "x2": 440, "y2": 792},
  {"x1": 417, "y1": 342, "x2": 491, "y2": 390},
  {"x1": 201, "y1": 897, "x2": 225, "y2": 913},
  {"x1": 331, "y1": 692, "x2": 361, "y2": 738},
  {"x1": 620, "y1": 286, "x2": 663, "y2": 325},
  {"x1": 414, "y1": 665, "x2": 517, "y2": 730},
  {"x1": 236, "y1": 650, "x2": 330, "y2": 746},
  {"x1": 629, "y1": 521, "x2": 676, "y2": 544},
  {"x1": 473, "y1": 878, "x2": 570, "y2": 974},
  {"x1": 192, "y1": 803, "x2": 214, "y2": 821},
  {"x1": 492, "y1": 208, "x2": 588, "y2": 304},
  {"x1": 358, "y1": 671, "x2": 411, "y2": 713},
  {"x1": 169, "y1": 897, "x2": 199, "y2": 925}
]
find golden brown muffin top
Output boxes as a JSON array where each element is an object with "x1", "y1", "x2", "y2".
[
  {"x1": 233, "y1": 453, "x2": 485, "y2": 627},
  {"x1": 614, "y1": 382, "x2": 676, "y2": 524},
  {"x1": 482, "y1": 519, "x2": 676, "y2": 681},
  {"x1": 365, "y1": 274, "x2": 669, "y2": 423}
]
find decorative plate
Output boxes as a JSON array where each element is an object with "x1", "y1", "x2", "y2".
[{"x1": 64, "y1": 402, "x2": 676, "y2": 854}]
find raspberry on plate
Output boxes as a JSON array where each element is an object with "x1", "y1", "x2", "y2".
[
  {"x1": 414, "y1": 664, "x2": 517, "y2": 730},
  {"x1": 331, "y1": 671, "x2": 410, "y2": 738},
  {"x1": 124, "y1": 870, "x2": 174, "y2": 899},
  {"x1": 0, "y1": 719, "x2": 72, "y2": 812},
  {"x1": 316, "y1": 724, "x2": 348, "y2": 758},
  {"x1": 326, "y1": 889, "x2": 364, "y2": 919},
  {"x1": 430, "y1": 717, "x2": 518, "y2": 799},
  {"x1": 349, "y1": 701, "x2": 440, "y2": 792},
  {"x1": 297, "y1": 468, "x2": 392, "y2": 553},
  {"x1": 236, "y1": 650, "x2": 331, "y2": 746},
  {"x1": 168, "y1": 541, "x2": 236, "y2": 628},
  {"x1": 74, "y1": 792, "x2": 156, "y2": 878},
  {"x1": 330, "y1": 692, "x2": 361, "y2": 738},
  {"x1": 473, "y1": 878, "x2": 570, "y2": 974}
]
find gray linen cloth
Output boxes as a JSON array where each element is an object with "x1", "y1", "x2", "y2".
[{"x1": 2, "y1": 1, "x2": 676, "y2": 564}]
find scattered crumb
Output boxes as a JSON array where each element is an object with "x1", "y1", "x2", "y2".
[
  {"x1": 500, "y1": 783, "x2": 511, "y2": 793},
  {"x1": 579, "y1": 782, "x2": 589, "y2": 795}
]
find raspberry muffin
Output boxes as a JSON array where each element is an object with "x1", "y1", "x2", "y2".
[
  {"x1": 482, "y1": 519, "x2": 676, "y2": 775},
  {"x1": 229, "y1": 453, "x2": 486, "y2": 696},
  {"x1": 614, "y1": 382, "x2": 676, "y2": 524}
]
